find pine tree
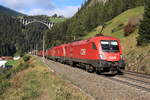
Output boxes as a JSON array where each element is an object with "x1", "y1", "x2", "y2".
[{"x1": 137, "y1": 0, "x2": 150, "y2": 45}]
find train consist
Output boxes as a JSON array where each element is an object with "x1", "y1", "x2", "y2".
[{"x1": 38, "y1": 36, "x2": 125, "y2": 74}]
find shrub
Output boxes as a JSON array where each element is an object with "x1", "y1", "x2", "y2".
[
  {"x1": 20, "y1": 52, "x2": 25, "y2": 57},
  {"x1": 124, "y1": 17, "x2": 140, "y2": 36},
  {"x1": 137, "y1": 36, "x2": 150, "y2": 46},
  {"x1": 118, "y1": 23, "x2": 124, "y2": 27},
  {"x1": 55, "y1": 88, "x2": 71, "y2": 100},
  {"x1": 14, "y1": 63, "x2": 29, "y2": 73},
  {"x1": 0, "y1": 56, "x2": 31, "y2": 96},
  {"x1": 23, "y1": 55, "x2": 31, "y2": 62},
  {"x1": 124, "y1": 24, "x2": 136, "y2": 36},
  {"x1": 0, "y1": 72, "x2": 11, "y2": 95},
  {"x1": 0, "y1": 80, "x2": 11, "y2": 95}
]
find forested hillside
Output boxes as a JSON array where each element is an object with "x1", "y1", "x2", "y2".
[
  {"x1": 0, "y1": 5, "x2": 24, "y2": 16},
  {"x1": 0, "y1": 14, "x2": 50, "y2": 56},
  {"x1": 0, "y1": 13, "x2": 66, "y2": 56},
  {"x1": 22, "y1": 23, "x2": 49, "y2": 52},
  {"x1": 45, "y1": 0, "x2": 144, "y2": 47},
  {"x1": 20, "y1": 15, "x2": 66, "y2": 51},
  {"x1": 0, "y1": 14, "x2": 23, "y2": 56},
  {"x1": 0, "y1": 5, "x2": 48, "y2": 56}
]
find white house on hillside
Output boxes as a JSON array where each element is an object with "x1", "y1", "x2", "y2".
[{"x1": 0, "y1": 60, "x2": 7, "y2": 68}]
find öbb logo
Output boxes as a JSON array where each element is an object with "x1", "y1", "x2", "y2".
[{"x1": 80, "y1": 49, "x2": 86, "y2": 55}]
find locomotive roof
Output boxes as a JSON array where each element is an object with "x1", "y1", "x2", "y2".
[
  {"x1": 68, "y1": 36, "x2": 119, "y2": 46},
  {"x1": 90, "y1": 36, "x2": 119, "y2": 41},
  {"x1": 49, "y1": 36, "x2": 119, "y2": 49}
]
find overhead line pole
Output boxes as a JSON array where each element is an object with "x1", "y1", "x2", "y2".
[
  {"x1": 43, "y1": 35, "x2": 45, "y2": 62},
  {"x1": 36, "y1": 44, "x2": 38, "y2": 56},
  {"x1": 99, "y1": 24, "x2": 105, "y2": 35}
]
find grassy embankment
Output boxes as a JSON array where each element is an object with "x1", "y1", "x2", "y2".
[
  {"x1": 0, "y1": 56, "x2": 91, "y2": 100},
  {"x1": 49, "y1": 17, "x2": 66, "y2": 23},
  {"x1": 6, "y1": 60, "x2": 20, "y2": 66},
  {"x1": 83, "y1": 6, "x2": 150, "y2": 74}
]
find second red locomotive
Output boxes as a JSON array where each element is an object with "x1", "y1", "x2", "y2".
[{"x1": 38, "y1": 36, "x2": 125, "y2": 74}]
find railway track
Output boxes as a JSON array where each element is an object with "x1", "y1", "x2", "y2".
[
  {"x1": 103, "y1": 71, "x2": 150, "y2": 93},
  {"x1": 44, "y1": 57, "x2": 150, "y2": 93},
  {"x1": 41, "y1": 57, "x2": 150, "y2": 100},
  {"x1": 123, "y1": 70, "x2": 150, "y2": 79},
  {"x1": 117, "y1": 75, "x2": 150, "y2": 85},
  {"x1": 106, "y1": 76, "x2": 150, "y2": 92}
]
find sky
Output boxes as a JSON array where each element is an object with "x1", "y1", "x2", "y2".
[{"x1": 0, "y1": 0, "x2": 86, "y2": 17}]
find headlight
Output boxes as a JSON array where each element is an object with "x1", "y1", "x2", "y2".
[{"x1": 100, "y1": 54, "x2": 105, "y2": 60}]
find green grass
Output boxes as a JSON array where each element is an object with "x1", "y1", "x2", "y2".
[
  {"x1": 82, "y1": 26, "x2": 102, "y2": 39},
  {"x1": 0, "y1": 56, "x2": 31, "y2": 97},
  {"x1": 103, "y1": 6, "x2": 144, "y2": 38},
  {"x1": 1, "y1": 56, "x2": 91, "y2": 100},
  {"x1": 49, "y1": 18, "x2": 66, "y2": 23},
  {"x1": 83, "y1": 6, "x2": 144, "y2": 39},
  {"x1": 6, "y1": 60, "x2": 20, "y2": 66}
]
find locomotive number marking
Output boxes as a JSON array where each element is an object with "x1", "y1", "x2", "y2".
[
  {"x1": 80, "y1": 49, "x2": 86, "y2": 55},
  {"x1": 109, "y1": 56, "x2": 117, "y2": 59}
]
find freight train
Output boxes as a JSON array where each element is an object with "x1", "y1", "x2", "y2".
[{"x1": 38, "y1": 36, "x2": 125, "y2": 74}]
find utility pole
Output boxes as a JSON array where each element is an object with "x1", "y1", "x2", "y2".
[
  {"x1": 99, "y1": 24, "x2": 105, "y2": 35},
  {"x1": 74, "y1": 36, "x2": 76, "y2": 41},
  {"x1": 34, "y1": 45, "x2": 36, "y2": 56},
  {"x1": 43, "y1": 35, "x2": 45, "y2": 61},
  {"x1": 36, "y1": 44, "x2": 38, "y2": 56}
]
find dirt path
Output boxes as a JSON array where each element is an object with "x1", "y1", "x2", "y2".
[{"x1": 43, "y1": 58, "x2": 150, "y2": 100}]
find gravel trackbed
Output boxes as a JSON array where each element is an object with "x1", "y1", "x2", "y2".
[{"x1": 42, "y1": 58, "x2": 150, "y2": 100}]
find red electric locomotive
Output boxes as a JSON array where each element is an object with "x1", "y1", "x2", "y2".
[{"x1": 45, "y1": 36, "x2": 125, "y2": 74}]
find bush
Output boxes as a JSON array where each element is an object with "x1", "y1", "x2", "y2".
[
  {"x1": 118, "y1": 23, "x2": 124, "y2": 27},
  {"x1": 0, "y1": 71, "x2": 11, "y2": 95},
  {"x1": 124, "y1": 23, "x2": 136, "y2": 36},
  {"x1": 124, "y1": 17, "x2": 140, "y2": 36},
  {"x1": 137, "y1": 35, "x2": 150, "y2": 46},
  {"x1": 20, "y1": 52, "x2": 25, "y2": 57},
  {"x1": 0, "y1": 56, "x2": 31, "y2": 96},
  {"x1": 23, "y1": 55, "x2": 31, "y2": 62},
  {"x1": 0, "y1": 80, "x2": 11, "y2": 95},
  {"x1": 14, "y1": 63, "x2": 29, "y2": 73},
  {"x1": 55, "y1": 88, "x2": 71, "y2": 100}
]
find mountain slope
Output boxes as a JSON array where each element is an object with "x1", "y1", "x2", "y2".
[
  {"x1": 83, "y1": 6, "x2": 150, "y2": 74},
  {"x1": 45, "y1": 0, "x2": 144, "y2": 47},
  {"x1": 83, "y1": 6, "x2": 144, "y2": 38},
  {"x1": 0, "y1": 5, "x2": 24, "y2": 16}
]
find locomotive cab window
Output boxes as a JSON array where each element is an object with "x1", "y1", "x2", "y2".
[
  {"x1": 101, "y1": 40, "x2": 119, "y2": 52},
  {"x1": 92, "y1": 42, "x2": 97, "y2": 50}
]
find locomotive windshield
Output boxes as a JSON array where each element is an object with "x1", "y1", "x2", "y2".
[{"x1": 101, "y1": 40, "x2": 119, "y2": 52}]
